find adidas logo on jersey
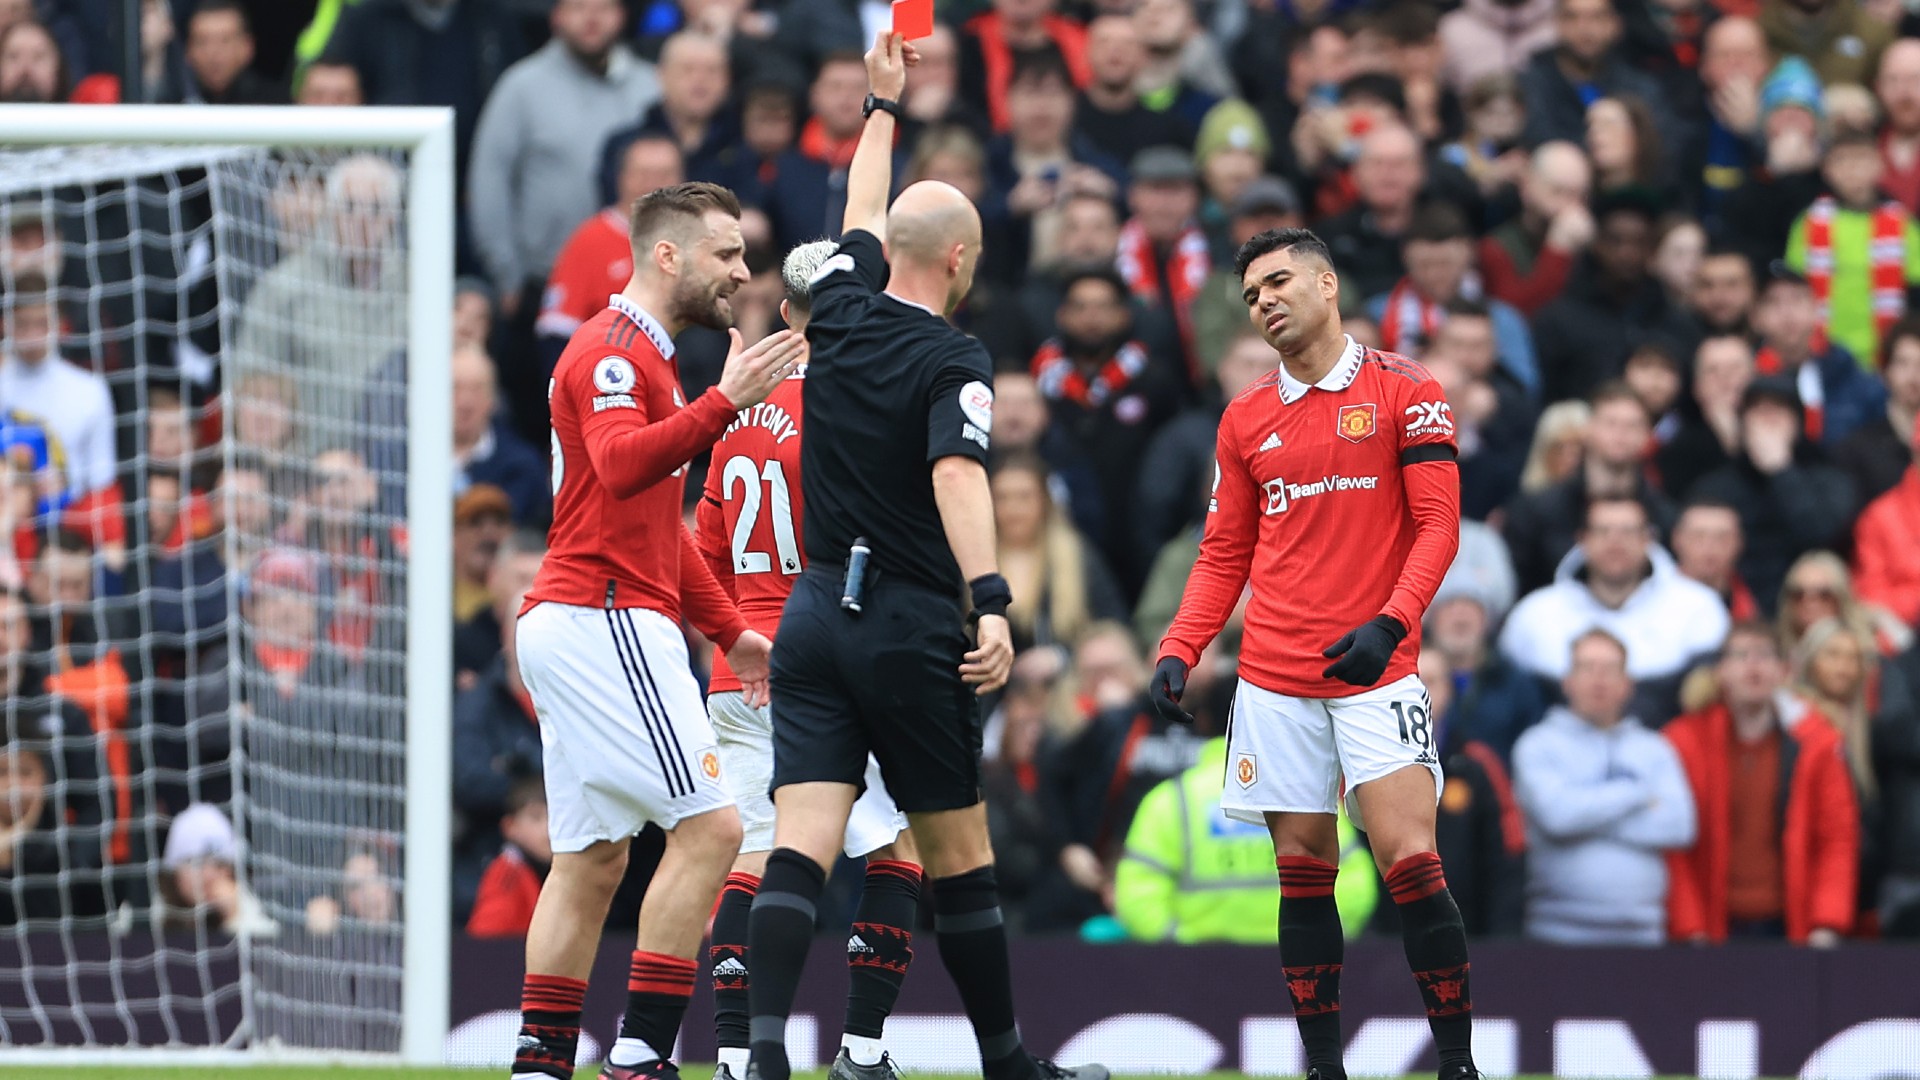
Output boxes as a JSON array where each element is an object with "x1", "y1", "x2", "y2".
[
  {"x1": 1258, "y1": 432, "x2": 1283, "y2": 452},
  {"x1": 847, "y1": 934, "x2": 875, "y2": 955},
  {"x1": 712, "y1": 957, "x2": 749, "y2": 977}
]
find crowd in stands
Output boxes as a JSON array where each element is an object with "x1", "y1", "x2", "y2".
[{"x1": 3, "y1": 0, "x2": 1920, "y2": 952}]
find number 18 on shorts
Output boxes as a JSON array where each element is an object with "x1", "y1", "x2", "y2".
[{"x1": 1220, "y1": 674, "x2": 1445, "y2": 827}]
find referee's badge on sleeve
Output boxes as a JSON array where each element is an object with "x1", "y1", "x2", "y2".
[
  {"x1": 960, "y1": 380, "x2": 994, "y2": 431},
  {"x1": 810, "y1": 252, "x2": 856, "y2": 284}
]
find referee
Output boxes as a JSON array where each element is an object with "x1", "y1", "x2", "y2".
[{"x1": 740, "y1": 31, "x2": 1106, "y2": 1080}]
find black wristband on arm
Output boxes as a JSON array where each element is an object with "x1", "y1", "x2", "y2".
[{"x1": 968, "y1": 573, "x2": 1012, "y2": 619}]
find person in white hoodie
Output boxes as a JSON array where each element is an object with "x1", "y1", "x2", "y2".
[
  {"x1": 1512, "y1": 628, "x2": 1696, "y2": 945},
  {"x1": 1499, "y1": 493, "x2": 1730, "y2": 723}
]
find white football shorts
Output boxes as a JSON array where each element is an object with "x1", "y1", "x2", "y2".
[
  {"x1": 1221, "y1": 673, "x2": 1444, "y2": 830},
  {"x1": 516, "y1": 602, "x2": 731, "y2": 851},
  {"x1": 708, "y1": 690, "x2": 908, "y2": 857}
]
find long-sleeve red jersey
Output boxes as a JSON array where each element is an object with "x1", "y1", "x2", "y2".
[
  {"x1": 522, "y1": 294, "x2": 749, "y2": 651},
  {"x1": 693, "y1": 370, "x2": 807, "y2": 693},
  {"x1": 1158, "y1": 337, "x2": 1461, "y2": 697}
]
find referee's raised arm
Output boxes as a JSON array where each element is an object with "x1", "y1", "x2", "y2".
[{"x1": 843, "y1": 31, "x2": 917, "y2": 241}]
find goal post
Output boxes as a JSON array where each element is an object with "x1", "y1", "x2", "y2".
[{"x1": 0, "y1": 105, "x2": 453, "y2": 1064}]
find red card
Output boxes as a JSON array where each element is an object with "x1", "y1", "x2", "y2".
[{"x1": 892, "y1": 0, "x2": 933, "y2": 41}]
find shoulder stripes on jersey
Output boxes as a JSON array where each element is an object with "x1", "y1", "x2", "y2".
[
  {"x1": 1366, "y1": 350, "x2": 1433, "y2": 385},
  {"x1": 1232, "y1": 368, "x2": 1283, "y2": 405},
  {"x1": 604, "y1": 316, "x2": 639, "y2": 351}
]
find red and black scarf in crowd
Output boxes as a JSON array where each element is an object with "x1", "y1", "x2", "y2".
[
  {"x1": 1115, "y1": 219, "x2": 1208, "y2": 378},
  {"x1": 1030, "y1": 337, "x2": 1150, "y2": 408}
]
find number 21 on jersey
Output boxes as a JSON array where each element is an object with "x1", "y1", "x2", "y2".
[{"x1": 723, "y1": 455, "x2": 800, "y2": 575}]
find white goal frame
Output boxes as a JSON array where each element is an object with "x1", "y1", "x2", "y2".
[{"x1": 0, "y1": 104, "x2": 455, "y2": 1066}]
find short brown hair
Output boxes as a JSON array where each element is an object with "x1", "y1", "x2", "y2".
[
  {"x1": 1721, "y1": 618, "x2": 1782, "y2": 659},
  {"x1": 629, "y1": 181, "x2": 742, "y2": 253}
]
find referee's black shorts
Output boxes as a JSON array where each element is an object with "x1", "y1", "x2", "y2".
[{"x1": 768, "y1": 565, "x2": 981, "y2": 813}]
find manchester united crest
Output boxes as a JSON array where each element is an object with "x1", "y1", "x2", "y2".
[{"x1": 1337, "y1": 403, "x2": 1377, "y2": 443}]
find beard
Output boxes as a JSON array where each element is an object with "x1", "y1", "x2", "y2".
[
  {"x1": 2, "y1": 81, "x2": 53, "y2": 104},
  {"x1": 673, "y1": 274, "x2": 734, "y2": 331},
  {"x1": 1060, "y1": 327, "x2": 1129, "y2": 359}
]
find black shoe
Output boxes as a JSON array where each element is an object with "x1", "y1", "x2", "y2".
[
  {"x1": 715, "y1": 1067, "x2": 740, "y2": 1080},
  {"x1": 1303, "y1": 1069, "x2": 1347, "y2": 1080},
  {"x1": 1437, "y1": 1064, "x2": 1481, "y2": 1080},
  {"x1": 828, "y1": 1048, "x2": 904, "y2": 1080},
  {"x1": 598, "y1": 1060, "x2": 681, "y2": 1080},
  {"x1": 1035, "y1": 1057, "x2": 1109, "y2": 1080}
]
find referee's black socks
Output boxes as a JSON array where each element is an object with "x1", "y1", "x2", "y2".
[
  {"x1": 1385, "y1": 852, "x2": 1476, "y2": 1074},
  {"x1": 1277, "y1": 855, "x2": 1346, "y2": 1080},
  {"x1": 746, "y1": 849, "x2": 826, "y2": 1080},
  {"x1": 932, "y1": 865, "x2": 1039, "y2": 1080}
]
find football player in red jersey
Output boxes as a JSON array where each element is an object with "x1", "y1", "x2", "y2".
[
  {"x1": 1150, "y1": 223, "x2": 1478, "y2": 1080},
  {"x1": 509, "y1": 181, "x2": 805, "y2": 1080},
  {"x1": 695, "y1": 240, "x2": 922, "y2": 1080}
]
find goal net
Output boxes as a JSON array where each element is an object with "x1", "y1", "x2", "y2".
[{"x1": 0, "y1": 108, "x2": 452, "y2": 1062}]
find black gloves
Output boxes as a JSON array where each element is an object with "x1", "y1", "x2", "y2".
[
  {"x1": 1321, "y1": 615, "x2": 1408, "y2": 687},
  {"x1": 1149, "y1": 656, "x2": 1193, "y2": 725}
]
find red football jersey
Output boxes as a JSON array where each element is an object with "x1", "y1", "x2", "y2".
[
  {"x1": 536, "y1": 210, "x2": 632, "y2": 340},
  {"x1": 1159, "y1": 338, "x2": 1461, "y2": 697},
  {"x1": 523, "y1": 295, "x2": 748, "y2": 651},
  {"x1": 694, "y1": 370, "x2": 807, "y2": 693}
]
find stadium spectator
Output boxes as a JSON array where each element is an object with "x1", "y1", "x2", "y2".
[
  {"x1": 991, "y1": 370, "x2": 1104, "y2": 543},
  {"x1": 1784, "y1": 131, "x2": 1920, "y2": 367},
  {"x1": 1851, "y1": 441, "x2": 1920, "y2": 629},
  {"x1": 1878, "y1": 39, "x2": 1920, "y2": 214},
  {"x1": 961, "y1": 0, "x2": 1091, "y2": 135},
  {"x1": 0, "y1": 19, "x2": 70, "y2": 103},
  {"x1": 1315, "y1": 123, "x2": 1426, "y2": 301},
  {"x1": 234, "y1": 154, "x2": 407, "y2": 455},
  {"x1": 1234, "y1": 21, "x2": 1347, "y2": 183},
  {"x1": 984, "y1": 52, "x2": 1123, "y2": 282},
  {"x1": 27, "y1": 529, "x2": 139, "y2": 759},
  {"x1": 596, "y1": 31, "x2": 736, "y2": 187},
  {"x1": 1515, "y1": 629, "x2": 1695, "y2": 946},
  {"x1": 1438, "y1": 0, "x2": 1558, "y2": 96},
  {"x1": 183, "y1": 0, "x2": 287, "y2": 105},
  {"x1": 160, "y1": 802, "x2": 276, "y2": 939},
  {"x1": 306, "y1": 841, "x2": 401, "y2": 935},
  {"x1": 1366, "y1": 203, "x2": 1538, "y2": 394},
  {"x1": 979, "y1": 652, "x2": 1080, "y2": 932},
  {"x1": 1117, "y1": 145, "x2": 1209, "y2": 375},
  {"x1": 1749, "y1": 263, "x2": 1888, "y2": 446},
  {"x1": 1689, "y1": 17, "x2": 1770, "y2": 224},
  {"x1": 451, "y1": 484, "x2": 511, "y2": 626},
  {"x1": 1515, "y1": 399, "x2": 1591, "y2": 497},
  {"x1": 451, "y1": 551, "x2": 544, "y2": 920},
  {"x1": 0, "y1": 272, "x2": 120, "y2": 555},
  {"x1": 0, "y1": 586, "x2": 108, "y2": 921},
  {"x1": 1502, "y1": 384, "x2": 1675, "y2": 595},
  {"x1": 1664, "y1": 619, "x2": 1860, "y2": 945},
  {"x1": 1655, "y1": 335, "x2": 1752, "y2": 498},
  {"x1": 1193, "y1": 101, "x2": 1272, "y2": 247},
  {"x1": 1479, "y1": 141, "x2": 1593, "y2": 317},
  {"x1": 1625, "y1": 338, "x2": 1684, "y2": 445},
  {"x1": 1423, "y1": 303, "x2": 1538, "y2": 520},
  {"x1": 467, "y1": 0, "x2": 660, "y2": 327},
  {"x1": 1441, "y1": 74, "x2": 1528, "y2": 208},
  {"x1": 1076, "y1": 15, "x2": 1193, "y2": 167},
  {"x1": 454, "y1": 277, "x2": 494, "y2": 351},
  {"x1": 1670, "y1": 497, "x2": 1760, "y2": 623},
  {"x1": 317, "y1": 0, "x2": 526, "y2": 174},
  {"x1": 900, "y1": 23, "x2": 985, "y2": 133},
  {"x1": 1691, "y1": 379, "x2": 1856, "y2": 615},
  {"x1": 1651, "y1": 220, "x2": 1707, "y2": 314},
  {"x1": 1531, "y1": 192, "x2": 1700, "y2": 404},
  {"x1": 709, "y1": 83, "x2": 833, "y2": 252},
  {"x1": 797, "y1": 50, "x2": 869, "y2": 174},
  {"x1": 1790, "y1": 616, "x2": 1897, "y2": 925},
  {"x1": 1030, "y1": 267, "x2": 1186, "y2": 583},
  {"x1": 1424, "y1": 524, "x2": 1542, "y2": 763},
  {"x1": 1132, "y1": 0, "x2": 1228, "y2": 121},
  {"x1": 1520, "y1": 0, "x2": 1674, "y2": 149},
  {"x1": 1501, "y1": 494, "x2": 1730, "y2": 724},
  {"x1": 1759, "y1": 0, "x2": 1891, "y2": 87},
  {"x1": 467, "y1": 778, "x2": 551, "y2": 937},
  {"x1": 1688, "y1": 246, "x2": 1758, "y2": 338},
  {"x1": 1049, "y1": 622, "x2": 1204, "y2": 923},
  {"x1": 992, "y1": 453, "x2": 1126, "y2": 653},
  {"x1": 455, "y1": 526, "x2": 544, "y2": 690},
  {"x1": 1115, "y1": 713, "x2": 1376, "y2": 944},
  {"x1": 1585, "y1": 95, "x2": 1671, "y2": 201},
  {"x1": 1835, "y1": 316, "x2": 1920, "y2": 507},
  {"x1": 1718, "y1": 57, "x2": 1826, "y2": 268},
  {"x1": 451, "y1": 346, "x2": 547, "y2": 525},
  {"x1": 1777, "y1": 550, "x2": 1914, "y2": 662},
  {"x1": 295, "y1": 58, "x2": 363, "y2": 106},
  {"x1": 1132, "y1": 333, "x2": 1280, "y2": 576},
  {"x1": 285, "y1": 448, "x2": 400, "y2": 665}
]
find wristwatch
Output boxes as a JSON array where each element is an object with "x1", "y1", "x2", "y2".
[{"x1": 862, "y1": 94, "x2": 904, "y2": 120}]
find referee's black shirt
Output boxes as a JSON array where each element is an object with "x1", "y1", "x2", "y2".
[{"x1": 799, "y1": 229, "x2": 995, "y2": 594}]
